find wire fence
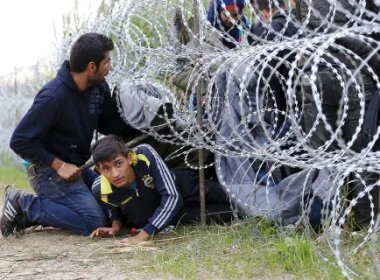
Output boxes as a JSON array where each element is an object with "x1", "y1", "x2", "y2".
[{"x1": 1, "y1": 0, "x2": 379, "y2": 277}]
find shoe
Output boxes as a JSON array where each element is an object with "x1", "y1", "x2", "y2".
[
  {"x1": 0, "y1": 186, "x2": 24, "y2": 237},
  {"x1": 14, "y1": 215, "x2": 34, "y2": 232}
]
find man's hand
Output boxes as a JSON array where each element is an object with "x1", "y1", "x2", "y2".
[
  {"x1": 58, "y1": 163, "x2": 81, "y2": 181},
  {"x1": 89, "y1": 227, "x2": 120, "y2": 238},
  {"x1": 51, "y1": 158, "x2": 80, "y2": 181},
  {"x1": 120, "y1": 230, "x2": 150, "y2": 244}
]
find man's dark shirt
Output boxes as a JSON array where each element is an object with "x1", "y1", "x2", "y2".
[{"x1": 10, "y1": 61, "x2": 133, "y2": 167}]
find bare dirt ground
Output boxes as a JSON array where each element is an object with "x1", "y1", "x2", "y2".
[
  {"x1": 0, "y1": 185, "x2": 159, "y2": 280},
  {"x1": 0, "y1": 229, "x2": 132, "y2": 280}
]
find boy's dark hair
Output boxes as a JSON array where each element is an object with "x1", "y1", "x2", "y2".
[
  {"x1": 91, "y1": 135, "x2": 129, "y2": 164},
  {"x1": 253, "y1": 0, "x2": 285, "y2": 11},
  {"x1": 70, "y1": 33, "x2": 114, "y2": 73}
]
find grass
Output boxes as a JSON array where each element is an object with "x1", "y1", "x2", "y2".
[
  {"x1": 0, "y1": 165, "x2": 378, "y2": 279},
  {"x1": 0, "y1": 165, "x2": 31, "y2": 190},
  {"x1": 124, "y1": 220, "x2": 378, "y2": 279}
]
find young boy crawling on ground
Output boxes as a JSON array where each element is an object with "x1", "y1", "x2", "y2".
[{"x1": 90, "y1": 135, "x2": 232, "y2": 243}]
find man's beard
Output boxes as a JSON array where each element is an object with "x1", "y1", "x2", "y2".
[{"x1": 88, "y1": 75, "x2": 106, "y2": 87}]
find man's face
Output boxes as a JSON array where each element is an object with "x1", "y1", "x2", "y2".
[
  {"x1": 96, "y1": 154, "x2": 135, "y2": 188},
  {"x1": 220, "y1": 7, "x2": 241, "y2": 27},
  {"x1": 88, "y1": 51, "x2": 112, "y2": 86}
]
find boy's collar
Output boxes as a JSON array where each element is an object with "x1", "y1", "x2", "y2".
[
  {"x1": 100, "y1": 175, "x2": 113, "y2": 195},
  {"x1": 130, "y1": 150, "x2": 150, "y2": 168}
]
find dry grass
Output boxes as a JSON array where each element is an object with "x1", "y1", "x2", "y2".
[{"x1": 0, "y1": 165, "x2": 30, "y2": 190}]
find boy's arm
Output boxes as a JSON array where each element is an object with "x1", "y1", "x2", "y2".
[
  {"x1": 89, "y1": 202, "x2": 123, "y2": 238},
  {"x1": 90, "y1": 178, "x2": 124, "y2": 238},
  {"x1": 122, "y1": 145, "x2": 183, "y2": 244}
]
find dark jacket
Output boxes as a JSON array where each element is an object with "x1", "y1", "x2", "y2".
[
  {"x1": 247, "y1": 11, "x2": 299, "y2": 120},
  {"x1": 248, "y1": 11, "x2": 298, "y2": 45},
  {"x1": 91, "y1": 144, "x2": 183, "y2": 235},
  {"x1": 10, "y1": 61, "x2": 133, "y2": 167},
  {"x1": 299, "y1": 0, "x2": 380, "y2": 76}
]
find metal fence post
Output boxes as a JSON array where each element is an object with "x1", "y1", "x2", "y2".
[{"x1": 193, "y1": 0, "x2": 206, "y2": 225}]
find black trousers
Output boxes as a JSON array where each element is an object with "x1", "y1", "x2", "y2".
[
  {"x1": 172, "y1": 168, "x2": 234, "y2": 224},
  {"x1": 297, "y1": 66, "x2": 378, "y2": 227}
]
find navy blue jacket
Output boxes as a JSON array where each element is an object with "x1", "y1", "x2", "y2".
[
  {"x1": 248, "y1": 11, "x2": 298, "y2": 45},
  {"x1": 10, "y1": 61, "x2": 132, "y2": 167},
  {"x1": 92, "y1": 144, "x2": 183, "y2": 235},
  {"x1": 247, "y1": 11, "x2": 299, "y2": 129}
]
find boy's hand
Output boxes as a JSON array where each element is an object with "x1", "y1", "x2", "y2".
[
  {"x1": 120, "y1": 230, "x2": 150, "y2": 244},
  {"x1": 89, "y1": 227, "x2": 120, "y2": 238}
]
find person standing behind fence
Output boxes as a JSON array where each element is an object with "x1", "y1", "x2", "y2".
[
  {"x1": 1, "y1": 33, "x2": 134, "y2": 237},
  {"x1": 248, "y1": 0, "x2": 298, "y2": 45},
  {"x1": 207, "y1": 0, "x2": 250, "y2": 49},
  {"x1": 247, "y1": 0, "x2": 298, "y2": 135}
]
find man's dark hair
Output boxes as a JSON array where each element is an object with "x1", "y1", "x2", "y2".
[
  {"x1": 254, "y1": 0, "x2": 285, "y2": 11},
  {"x1": 69, "y1": 33, "x2": 114, "y2": 73},
  {"x1": 91, "y1": 135, "x2": 129, "y2": 164}
]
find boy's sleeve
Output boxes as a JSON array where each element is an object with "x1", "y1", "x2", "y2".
[
  {"x1": 10, "y1": 89, "x2": 61, "y2": 166},
  {"x1": 91, "y1": 177, "x2": 123, "y2": 224},
  {"x1": 102, "y1": 203, "x2": 123, "y2": 224},
  {"x1": 138, "y1": 145, "x2": 183, "y2": 235}
]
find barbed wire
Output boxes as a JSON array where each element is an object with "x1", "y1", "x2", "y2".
[{"x1": 1, "y1": 0, "x2": 379, "y2": 277}]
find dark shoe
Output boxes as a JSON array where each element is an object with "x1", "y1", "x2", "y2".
[
  {"x1": 0, "y1": 186, "x2": 24, "y2": 237},
  {"x1": 14, "y1": 216, "x2": 32, "y2": 232}
]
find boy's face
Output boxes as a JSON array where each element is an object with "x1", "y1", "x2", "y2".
[{"x1": 96, "y1": 154, "x2": 135, "y2": 188}]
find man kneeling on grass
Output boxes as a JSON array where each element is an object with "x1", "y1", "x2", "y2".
[{"x1": 90, "y1": 135, "x2": 232, "y2": 243}]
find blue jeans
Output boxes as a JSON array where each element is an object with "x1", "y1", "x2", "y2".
[{"x1": 20, "y1": 165, "x2": 106, "y2": 236}]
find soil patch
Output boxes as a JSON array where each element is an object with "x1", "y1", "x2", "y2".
[{"x1": 0, "y1": 185, "x2": 153, "y2": 280}]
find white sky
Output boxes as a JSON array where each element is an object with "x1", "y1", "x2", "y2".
[{"x1": 0, "y1": 0, "x2": 102, "y2": 76}]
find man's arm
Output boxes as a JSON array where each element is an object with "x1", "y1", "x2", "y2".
[
  {"x1": 51, "y1": 158, "x2": 81, "y2": 181},
  {"x1": 10, "y1": 90, "x2": 81, "y2": 180},
  {"x1": 10, "y1": 89, "x2": 60, "y2": 167},
  {"x1": 248, "y1": 22, "x2": 266, "y2": 46}
]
